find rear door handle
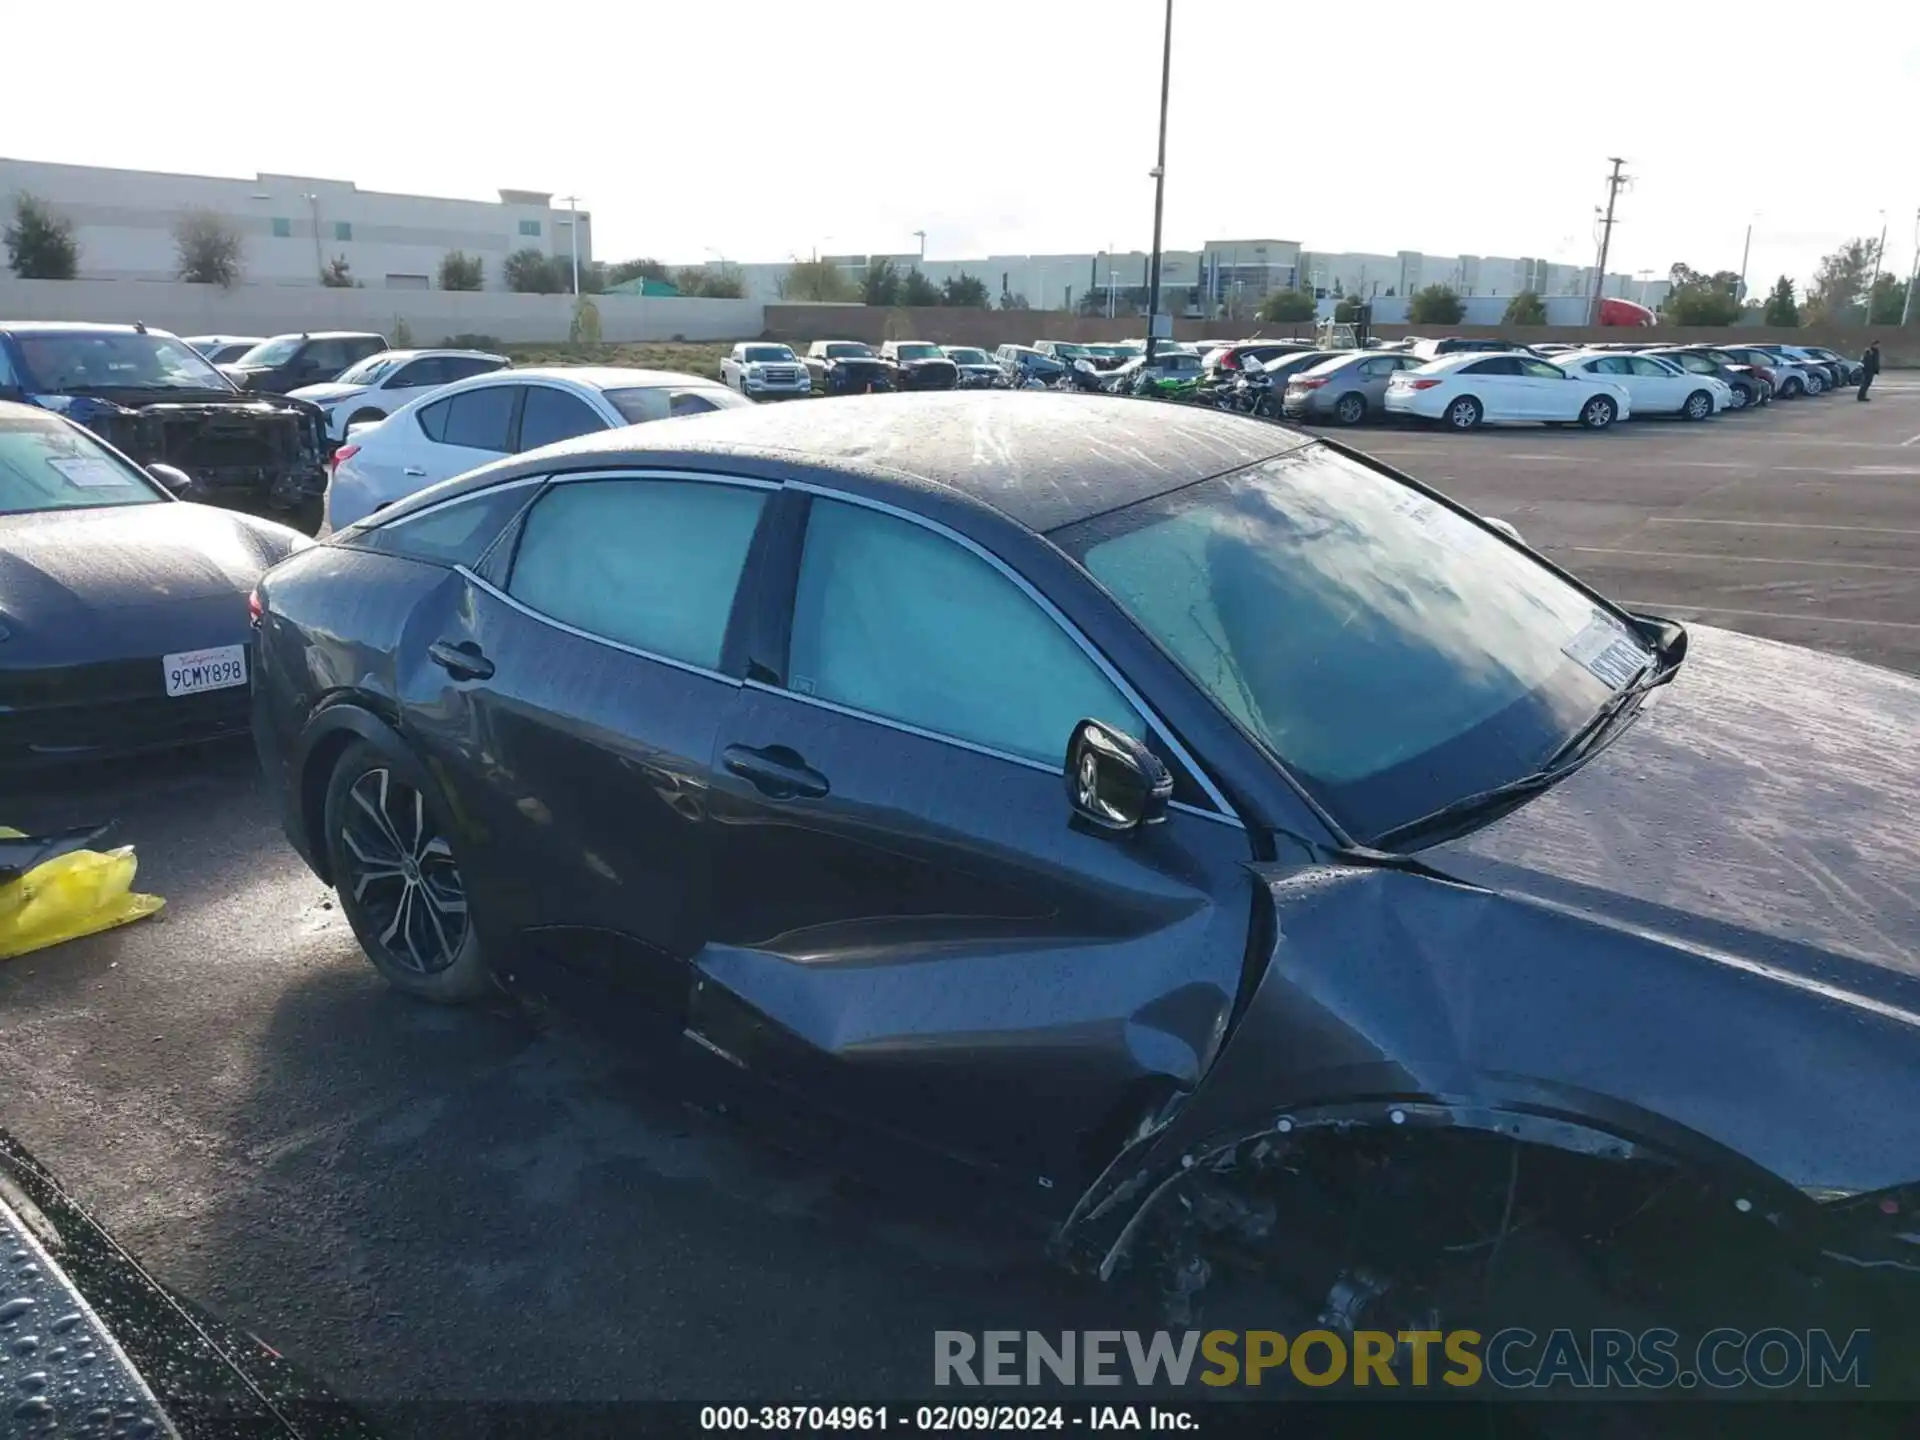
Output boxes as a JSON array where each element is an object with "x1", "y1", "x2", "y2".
[
  {"x1": 427, "y1": 639, "x2": 494, "y2": 681},
  {"x1": 402, "y1": 466, "x2": 428, "y2": 477},
  {"x1": 722, "y1": 743, "x2": 829, "y2": 800}
]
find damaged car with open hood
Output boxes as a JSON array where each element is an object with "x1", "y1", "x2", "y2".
[
  {"x1": 249, "y1": 393, "x2": 1920, "y2": 1364},
  {"x1": 0, "y1": 322, "x2": 329, "y2": 513}
]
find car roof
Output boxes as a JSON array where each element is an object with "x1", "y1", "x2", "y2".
[
  {"x1": 395, "y1": 392, "x2": 1314, "y2": 536},
  {"x1": 0, "y1": 321, "x2": 187, "y2": 338},
  {"x1": 454, "y1": 365, "x2": 720, "y2": 391},
  {"x1": 362, "y1": 347, "x2": 508, "y2": 363},
  {"x1": 257, "y1": 330, "x2": 386, "y2": 341}
]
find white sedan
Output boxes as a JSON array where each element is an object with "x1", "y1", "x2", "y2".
[
  {"x1": 323, "y1": 366, "x2": 748, "y2": 533},
  {"x1": 289, "y1": 347, "x2": 510, "y2": 442},
  {"x1": 1554, "y1": 351, "x2": 1731, "y2": 420},
  {"x1": 1386, "y1": 352, "x2": 1632, "y2": 430}
]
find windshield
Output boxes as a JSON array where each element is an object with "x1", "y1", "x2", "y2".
[
  {"x1": 337, "y1": 353, "x2": 403, "y2": 385},
  {"x1": 1057, "y1": 448, "x2": 1654, "y2": 843},
  {"x1": 944, "y1": 348, "x2": 989, "y2": 364},
  {"x1": 233, "y1": 336, "x2": 304, "y2": 368},
  {"x1": 894, "y1": 344, "x2": 942, "y2": 361},
  {"x1": 824, "y1": 343, "x2": 874, "y2": 358},
  {"x1": 603, "y1": 385, "x2": 751, "y2": 424},
  {"x1": 0, "y1": 413, "x2": 162, "y2": 515},
  {"x1": 15, "y1": 332, "x2": 231, "y2": 393},
  {"x1": 1049, "y1": 343, "x2": 1089, "y2": 358},
  {"x1": 744, "y1": 346, "x2": 796, "y2": 363}
]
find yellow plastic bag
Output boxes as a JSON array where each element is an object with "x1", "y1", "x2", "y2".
[{"x1": 0, "y1": 826, "x2": 164, "y2": 961}]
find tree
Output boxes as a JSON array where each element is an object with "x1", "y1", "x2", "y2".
[
  {"x1": 4, "y1": 193, "x2": 78, "y2": 279},
  {"x1": 607, "y1": 257, "x2": 669, "y2": 287},
  {"x1": 1762, "y1": 276, "x2": 1801, "y2": 328},
  {"x1": 1662, "y1": 283, "x2": 1741, "y2": 326},
  {"x1": 779, "y1": 258, "x2": 856, "y2": 302},
  {"x1": 1501, "y1": 290, "x2": 1548, "y2": 326},
  {"x1": 505, "y1": 246, "x2": 561, "y2": 293},
  {"x1": 1407, "y1": 284, "x2": 1465, "y2": 325},
  {"x1": 320, "y1": 254, "x2": 354, "y2": 288},
  {"x1": 1257, "y1": 288, "x2": 1315, "y2": 323},
  {"x1": 673, "y1": 263, "x2": 744, "y2": 299},
  {"x1": 862, "y1": 258, "x2": 900, "y2": 307},
  {"x1": 898, "y1": 268, "x2": 940, "y2": 307},
  {"x1": 1868, "y1": 272, "x2": 1908, "y2": 325},
  {"x1": 998, "y1": 291, "x2": 1031, "y2": 311},
  {"x1": 439, "y1": 250, "x2": 484, "y2": 291},
  {"x1": 1804, "y1": 237, "x2": 1877, "y2": 323},
  {"x1": 1334, "y1": 294, "x2": 1368, "y2": 324},
  {"x1": 941, "y1": 271, "x2": 990, "y2": 308},
  {"x1": 174, "y1": 210, "x2": 242, "y2": 287}
]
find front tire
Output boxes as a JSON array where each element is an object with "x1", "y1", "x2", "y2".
[
  {"x1": 1683, "y1": 389, "x2": 1713, "y2": 421},
  {"x1": 1444, "y1": 395, "x2": 1483, "y2": 431},
  {"x1": 323, "y1": 740, "x2": 491, "y2": 1003},
  {"x1": 1579, "y1": 394, "x2": 1618, "y2": 429},
  {"x1": 1806, "y1": 372, "x2": 1827, "y2": 394}
]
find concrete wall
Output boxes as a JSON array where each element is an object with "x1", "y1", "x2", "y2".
[
  {"x1": 1, "y1": 157, "x2": 590, "y2": 288},
  {"x1": 763, "y1": 305, "x2": 1920, "y2": 366},
  {"x1": 0, "y1": 277, "x2": 764, "y2": 344}
]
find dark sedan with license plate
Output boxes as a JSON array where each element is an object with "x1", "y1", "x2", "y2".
[
  {"x1": 251, "y1": 393, "x2": 1920, "y2": 1347},
  {"x1": 0, "y1": 401, "x2": 307, "y2": 764}
]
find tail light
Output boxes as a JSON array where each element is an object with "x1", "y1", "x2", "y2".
[
  {"x1": 1407, "y1": 379, "x2": 1443, "y2": 391},
  {"x1": 330, "y1": 443, "x2": 359, "y2": 470},
  {"x1": 1292, "y1": 377, "x2": 1329, "y2": 389},
  {"x1": 247, "y1": 588, "x2": 263, "y2": 628}
]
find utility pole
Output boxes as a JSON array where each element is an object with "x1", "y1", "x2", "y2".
[
  {"x1": 1738, "y1": 221, "x2": 1753, "y2": 304},
  {"x1": 914, "y1": 230, "x2": 926, "y2": 265},
  {"x1": 1864, "y1": 213, "x2": 1887, "y2": 325},
  {"x1": 1143, "y1": 0, "x2": 1173, "y2": 364},
  {"x1": 1587, "y1": 158, "x2": 1628, "y2": 327},
  {"x1": 560, "y1": 194, "x2": 582, "y2": 296},
  {"x1": 1901, "y1": 208, "x2": 1920, "y2": 329}
]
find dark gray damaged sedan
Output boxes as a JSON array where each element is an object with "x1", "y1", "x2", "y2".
[{"x1": 251, "y1": 393, "x2": 1920, "y2": 1341}]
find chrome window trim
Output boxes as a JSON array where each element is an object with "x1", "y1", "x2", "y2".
[
  {"x1": 447, "y1": 469, "x2": 778, "y2": 686},
  {"x1": 371, "y1": 474, "x2": 547, "y2": 531},
  {"x1": 786, "y1": 480, "x2": 1242, "y2": 826}
]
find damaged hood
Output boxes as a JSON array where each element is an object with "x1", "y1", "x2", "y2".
[{"x1": 1433, "y1": 624, "x2": 1920, "y2": 994}]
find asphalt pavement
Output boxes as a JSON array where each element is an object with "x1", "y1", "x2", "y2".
[{"x1": 3, "y1": 379, "x2": 1918, "y2": 1422}]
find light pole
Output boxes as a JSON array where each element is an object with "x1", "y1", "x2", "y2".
[
  {"x1": 303, "y1": 193, "x2": 324, "y2": 279},
  {"x1": 1143, "y1": 0, "x2": 1173, "y2": 363},
  {"x1": 1901, "y1": 208, "x2": 1920, "y2": 329},
  {"x1": 1738, "y1": 216, "x2": 1755, "y2": 303},
  {"x1": 914, "y1": 230, "x2": 926, "y2": 266},
  {"x1": 560, "y1": 194, "x2": 583, "y2": 296}
]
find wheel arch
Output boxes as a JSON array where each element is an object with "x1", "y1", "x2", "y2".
[{"x1": 293, "y1": 699, "x2": 425, "y2": 886}]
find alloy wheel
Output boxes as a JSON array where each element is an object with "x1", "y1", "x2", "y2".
[
  {"x1": 1729, "y1": 386, "x2": 1748, "y2": 410},
  {"x1": 1336, "y1": 394, "x2": 1365, "y2": 425},
  {"x1": 1582, "y1": 397, "x2": 1615, "y2": 429},
  {"x1": 1686, "y1": 393, "x2": 1711, "y2": 420},
  {"x1": 339, "y1": 767, "x2": 468, "y2": 975}
]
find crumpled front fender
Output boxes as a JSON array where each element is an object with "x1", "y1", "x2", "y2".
[{"x1": 1058, "y1": 860, "x2": 1920, "y2": 1270}]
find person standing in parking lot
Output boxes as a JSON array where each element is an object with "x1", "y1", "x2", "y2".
[{"x1": 1858, "y1": 340, "x2": 1881, "y2": 400}]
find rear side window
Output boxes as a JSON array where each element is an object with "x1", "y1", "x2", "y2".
[
  {"x1": 785, "y1": 498, "x2": 1144, "y2": 767},
  {"x1": 443, "y1": 355, "x2": 508, "y2": 382},
  {"x1": 516, "y1": 386, "x2": 604, "y2": 451},
  {"x1": 387, "y1": 357, "x2": 447, "y2": 389},
  {"x1": 416, "y1": 396, "x2": 451, "y2": 443},
  {"x1": 1626, "y1": 356, "x2": 1673, "y2": 377},
  {"x1": 357, "y1": 484, "x2": 533, "y2": 566},
  {"x1": 507, "y1": 478, "x2": 766, "y2": 669},
  {"x1": 348, "y1": 337, "x2": 385, "y2": 361},
  {"x1": 441, "y1": 385, "x2": 517, "y2": 451}
]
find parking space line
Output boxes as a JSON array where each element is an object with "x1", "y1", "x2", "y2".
[
  {"x1": 1622, "y1": 602, "x2": 1920, "y2": 631},
  {"x1": 1564, "y1": 545, "x2": 1920, "y2": 573},
  {"x1": 1649, "y1": 517, "x2": 1920, "y2": 537},
  {"x1": 1904, "y1": 433, "x2": 1920, "y2": 447}
]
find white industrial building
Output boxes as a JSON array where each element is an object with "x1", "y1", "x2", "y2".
[
  {"x1": 0, "y1": 157, "x2": 591, "y2": 291},
  {"x1": 694, "y1": 235, "x2": 1663, "y2": 314}
]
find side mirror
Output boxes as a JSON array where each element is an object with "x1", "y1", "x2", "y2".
[
  {"x1": 148, "y1": 463, "x2": 195, "y2": 496},
  {"x1": 1065, "y1": 719, "x2": 1172, "y2": 833}
]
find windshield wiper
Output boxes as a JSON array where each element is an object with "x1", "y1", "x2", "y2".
[{"x1": 1371, "y1": 656, "x2": 1671, "y2": 853}]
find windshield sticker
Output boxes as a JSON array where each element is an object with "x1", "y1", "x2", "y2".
[
  {"x1": 48, "y1": 456, "x2": 137, "y2": 488},
  {"x1": 1563, "y1": 611, "x2": 1646, "y2": 687}
]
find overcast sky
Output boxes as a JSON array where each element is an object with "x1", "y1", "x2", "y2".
[{"x1": 17, "y1": 0, "x2": 1918, "y2": 290}]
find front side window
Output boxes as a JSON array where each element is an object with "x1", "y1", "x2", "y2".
[
  {"x1": 1627, "y1": 356, "x2": 1675, "y2": 377},
  {"x1": 516, "y1": 385, "x2": 604, "y2": 451},
  {"x1": 786, "y1": 499, "x2": 1143, "y2": 768},
  {"x1": 303, "y1": 339, "x2": 350, "y2": 372},
  {"x1": 339, "y1": 353, "x2": 405, "y2": 386},
  {"x1": 0, "y1": 412, "x2": 163, "y2": 515},
  {"x1": 1462, "y1": 356, "x2": 1521, "y2": 376},
  {"x1": 439, "y1": 385, "x2": 517, "y2": 451},
  {"x1": 508, "y1": 479, "x2": 765, "y2": 669},
  {"x1": 1056, "y1": 448, "x2": 1653, "y2": 843},
  {"x1": 1518, "y1": 358, "x2": 1567, "y2": 379},
  {"x1": 236, "y1": 336, "x2": 302, "y2": 368}
]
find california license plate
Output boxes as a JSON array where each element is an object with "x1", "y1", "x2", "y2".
[{"x1": 164, "y1": 644, "x2": 248, "y2": 697}]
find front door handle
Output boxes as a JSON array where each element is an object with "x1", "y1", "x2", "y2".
[
  {"x1": 402, "y1": 465, "x2": 428, "y2": 477},
  {"x1": 427, "y1": 639, "x2": 494, "y2": 681},
  {"x1": 722, "y1": 743, "x2": 829, "y2": 800}
]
